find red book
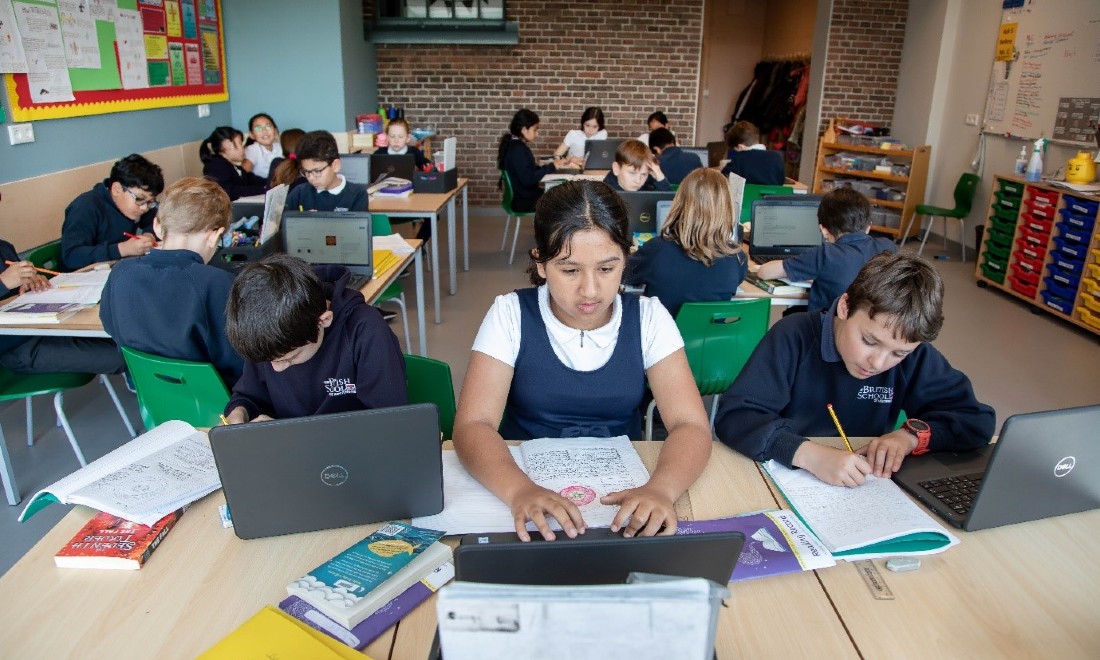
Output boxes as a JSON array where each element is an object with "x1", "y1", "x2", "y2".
[{"x1": 54, "y1": 509, "x2": 183, "y2": 570}]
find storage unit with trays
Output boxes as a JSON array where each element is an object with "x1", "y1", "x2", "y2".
[
  {"x1": 974, "y1": 175, "x2": 1100, "y2": 336},
  {"x1": 813, "y1": 139, "x2": 931, "y2": 240}
]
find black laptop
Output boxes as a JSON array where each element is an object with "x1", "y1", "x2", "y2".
[
  {"x1": 338, "y1": 153, "x2": 372, "y2": 185},
  {"x1": 583, "y1": 139, "x2": 625, "y2": 171},
  {"x1": 454, "y1": 528, "x2": 744, "y2": 585},
  {"x1": 748, "y1": 195, "x2": 823, "y2": 263},
  {"x1": 208, "y1": 405, "x2": 444, "y2": 539},
  {"x1": 893, "y1": 405, "x2": 1100, "y2": 531},
  {"x1": 619, "y1": 190, "x2": 676, "y2": 244},
  {"x1": 282, "y1": 211, "x2": 374, "y2": 289},
  {"x1": 370, "y1": 153, "x2": 416, "y2": 182}
]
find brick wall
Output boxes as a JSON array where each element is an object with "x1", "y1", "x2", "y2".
[
  {"x1": 819, "y1": 0, "x2": 907, "y2": 134},
  {"x1": 366, "y1": 0, "x2": 704, "y2": 206}
]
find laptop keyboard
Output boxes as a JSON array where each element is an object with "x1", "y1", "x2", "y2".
[
  {"x1": 918, "y1": 473, "x2": 984, "y2": 516},
  {"x1": 751, "y1": 254, "x2": 794, "y2": 265}
]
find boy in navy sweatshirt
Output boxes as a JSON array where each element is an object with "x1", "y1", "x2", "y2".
[
  {"x1": 649, "y1": 128, "x2": 703, "y2": 185},
  {"x1": 715, "y1": 252, "x2": 994, "y2": 487},
  {"x1": 285, "y1": 131, "x2": 369, "y2": 213},
  {"x1": 602, "y1": 139, "x2": 672, "y2": 192},
  {"x1": 99, "y1": 177, "x2": 244, "y2": 387},
  {"x1": 61, "y1": 154, "x2": 163, "y2": 271},
  {"x1": 720, "y1": 120, "x2": 785, "y2": 185},
  {"x1": 223, "y1": 254, "x2": 406, "y2": 423}
]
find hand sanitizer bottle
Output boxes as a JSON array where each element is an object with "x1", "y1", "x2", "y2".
[
  {"x1": 1025, "y1": 138, "x2": 1044, "y2": 182},
  {"x1": 1014, "y1": 146, "x2": 1028, "y2": 175}
]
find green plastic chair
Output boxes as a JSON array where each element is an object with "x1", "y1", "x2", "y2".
[
  {"x1": 24, "y1": 240, "x2": 62, "y2": 276},
  {"x1": 908, "y1": 173, "x2": 980, "y2": 262},
  {"x1": 500, "y1": 170, "x2": 535, "y2": 265},
  {"x1": 404, "y1": 354, "x2": 455, "y2": 441},
  {"x1": 741, "y1": 184, "x2": 794, "y2": 226},
  {"x1": 645, "y1": 298, "x2": 771, "y2": 440},
  {"x1": 120, "y1": 347, "x2": 230, "y2": 430},
  {"x1": 371, "y1": 214, "x2": 410, "y2": 351}
]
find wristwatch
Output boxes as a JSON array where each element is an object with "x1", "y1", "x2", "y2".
[{"x1": 903, "y1": 418, "x2": 932, "y2": 455}]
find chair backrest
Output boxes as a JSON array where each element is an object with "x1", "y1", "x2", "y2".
[
  {"x1": 953, "y1": 173, "x2": 981, "y2": 215},
  {"x1": 740, "y1": 184, "x2": 794, "y2": 226},
  {"x1": 674, "y1": 299, "x2": 771, "y2": 397},
  {"x1": 120, "y1": 347, "x2": 230, "y2": 429},
  {"x1": 371, "y1": 213, "x2": 393, "y2": 235},
  {"x1": 404, "y1": 354, "x2": 456, "y2": 440},
  {"x1": 25, "y1": 240, "x2": 62, "y2": 277},
  {"x1": 500, "y1": 169, "x2": 523, "y2": 215}
]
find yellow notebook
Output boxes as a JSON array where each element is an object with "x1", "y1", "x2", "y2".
[
  {"x1": 372, "y1": 249, "x2": 400, "y2": 280},
  {"x1": 198, "y1": 606, "x2": 369, "y2": 660}
]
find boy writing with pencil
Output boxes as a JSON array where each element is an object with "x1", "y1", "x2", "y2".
[
  {"x1": 715, "y1": 252, "x2": 995, "y2": 487},
  {"x1": 60, "y1": 154, "x2": 163, "y2": 271},
  {"x1": 222, "y1": 254, "x2": 406, "y2": 424}
]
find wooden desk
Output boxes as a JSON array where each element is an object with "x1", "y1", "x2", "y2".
[
  {"x1": 0, "y1": 241, "x2": 429, "y2": 357},
  {"x1": 370, "y1": 179, "x2": 469, "y2": 323},
  {"x1": 763, "y1": 437, "x2": 1100, "y2": 659}
]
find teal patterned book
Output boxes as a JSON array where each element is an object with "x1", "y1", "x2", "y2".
[{"x1": 286, "y1": 522, "x2": 450, "y2": 629}]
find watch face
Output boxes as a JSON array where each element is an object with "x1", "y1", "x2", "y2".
[{"x1": 907, "y1": 419, "x2": 930, "y2": 432}]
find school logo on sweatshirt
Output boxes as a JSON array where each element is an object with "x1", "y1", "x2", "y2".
[
  {"x1": 856, "y1": 385, "x2": 893, "y2": 404},
  {"x1": 324, "y1": 378, "x2": 357, "y2": 396}
]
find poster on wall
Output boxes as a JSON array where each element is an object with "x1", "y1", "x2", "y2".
[{"x1": 2, "y1": 0, "x2": 227, "y2": 121}]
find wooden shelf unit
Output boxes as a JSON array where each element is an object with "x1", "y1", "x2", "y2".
[
  {"x1": 974, "y1": 175, "x2": 1100, "y2": 337},
  {"x1": 812, "y1": 142, "x2": 931, "y2": 239}
]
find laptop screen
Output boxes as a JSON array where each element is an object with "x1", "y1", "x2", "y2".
[
  {"x1": 282, "y1": 211, "x2": 374, "y2": 276},
  {"x1": 370, "y1": 154, "x2": 416, "y2": 181},
  {"x1": 584, "y1": 139, "x2": 625, "y2": 171},
  {"x1": 339, "y1": 153, "x2": 372, "y2": 185},
  {"x1": 619, "y1": 191, "x2": 676, "y2": 246},
  {"x1": 750, "y1": 198, "x2": 823, "y2": 253}
]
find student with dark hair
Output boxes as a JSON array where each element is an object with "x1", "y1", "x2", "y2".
[
  {"x1": 285, "y1": 130, "x2": 368, "y2": 213},
  {"x1": 755, "y1": 187, "x2": 897, "y2": 312},
  {"x1": 60, "y1": 153, "x2": 164, "y2": 271},
  {"x1": 625, "y1": 168, "x2": 748, "y2": 318},
  {"x1": 242, "y1": 113, "x2": 282, "y2": 179},
  {"x1": 268, "y1": 128, "x2": 307, "y2": 190},
  {"x1": 721, "y1": 120, "x2": 785, "y2": 185},
  {"x1": 554, "y1": 106, "x2": 608, "y2": 163},
  {"x1": 100, "y1": 177, "x2": 244, "y2": 387},
  {"x1": 648, "y1": 128, "x2": 703, "y2": 185},
  {"x1": 636, "y1": 111, "x2": 671, "y2": 146},
  {"x1": 715, "y1": 252, "x2": 995, "y2": 487},
  {"x1": 602, "y1": 139, "x2": 672, "y2": 192},
  {"x1": 452, "y1": 179, "x2": 712, "y2": 542},
  {"x1": 497, "y1": 108, "x2": 570, "y2": 213},
  {"x1": 222, "y1": 254, "x2": 406, "y2": 424},
  {"x1": 200, "y1": 126, "x2": 268, "y2": 201}
]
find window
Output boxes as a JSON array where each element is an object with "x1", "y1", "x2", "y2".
[{"x1": 369, "y1": 0, "x2": 518, "y2": 44}]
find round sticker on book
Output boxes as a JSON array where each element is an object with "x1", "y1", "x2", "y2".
[
  {"x1": 560, "y1": 485, "x2": 596, "y2": 506},
  {"x1": 369, "y1": 539, "x2": 415, "y2": 558}
]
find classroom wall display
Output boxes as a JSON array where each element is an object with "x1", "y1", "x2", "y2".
[
  {"x1": 982, "y1": 0, "x2": 1100, "y2": 146},
  {"x1": 1, "y1": 0, "x2": 226, "y2": 122}
]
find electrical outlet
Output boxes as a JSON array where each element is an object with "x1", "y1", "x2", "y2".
[
  {"x1": 197, "y1": 104, "x2": 210, "y2": 118},
  {"x1": 965, "y1": 114, "x2": 979, "y2": 126},
  {"x1": 7, "y1": 123, "x2": 34, "y2": 145}
]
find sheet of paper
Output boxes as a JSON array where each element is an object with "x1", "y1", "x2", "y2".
[
  {"x1": 764, "y1": 460, "x2": 957, "y2": 556},
  {"x1": 49, "y1": 269, "x2": 110, "y2": 288},
  {"x1": 115, "y1": 8, "x2": 148, "y2": 89},
  {"x1": 58, "y1": 0, "x2": 100, "y2": 68},
  {"x1": 0, "y1": 1, "x2": 29, "y2": 73},
  {"x1": 443, "y1": 136, "x2": 457, "y2": 171},
  {"x1": 412, "y1": 449, "x2": 521, "y2": 534},
  {"x1": 1, "y1": 284, "x2": 102, "y2": 306},
  {"x1": 727, "y1": 171, "x2": 747, "y2": 227},
  {"x1": 259, "y1": 184, "x2": 289, "y2": 245},
  {"x1": 13, "y1": 1, "x2": 75, "y2": 102},
  {"x1": 372, "y1": 233, "x2": 416, "y2": 255}
]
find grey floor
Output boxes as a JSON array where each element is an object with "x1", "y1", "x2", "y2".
[{"x1": 2, "y1": 214, "x2": 1098, "y2": 576}]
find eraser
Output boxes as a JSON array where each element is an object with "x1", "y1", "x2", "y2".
[{"x1": 886, "y1": 557, "x2": 921, "y2": 572}]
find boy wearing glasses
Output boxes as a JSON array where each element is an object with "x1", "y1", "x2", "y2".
[
  {"x1": 61, "y1": 154, "x2": 164, "y2": 271},
  {"x1": 285, "y1": 131, "x2": 368, "y2": 213}
]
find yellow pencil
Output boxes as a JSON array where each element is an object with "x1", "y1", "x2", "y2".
[
  {"x1": 219, "y1": 414, "x2": 230, "y2": 426},
  {"x1": 826, "y1": 403, "x2": 854, "y2": 452}
]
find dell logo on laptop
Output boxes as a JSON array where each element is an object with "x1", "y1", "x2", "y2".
[
  {"x1": 321, "y1": 465, "x2": 349, "y2": 486},
  {"x1": 1054, "y1": 456, "x2": 1075, "y2": 478}
]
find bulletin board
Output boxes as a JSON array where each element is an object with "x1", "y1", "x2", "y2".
[
  {"x1": 982, "y1": 0, "x2": 1100, "y2": 146},
  {"x1": 2, "y1": 0, "x2": 226, "y2": 122}
]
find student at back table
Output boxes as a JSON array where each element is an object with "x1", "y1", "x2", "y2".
[
  {"x1": 286, "y1": 131, "x2": 369, "y2": 213},
  {"x1": 648, "y1": 128, "x2": 703, "y2": 185},
  {"x1": 498, "y1": 108, "x2": 571, "y2": 213},
  {"x1": 602, "y1": 139, "x2": 672, "y2": 192},
  {"x1": 99, "y1": 177, "x2": 244, "y2": 387},
  {"x1": 755, "y1": 188, "x2": 897, "y2": 312},
  {"x1": 452, "y1": 180, "x2": 711, "y2": 542},
  {"x1": 60, "y1": 154, "x2": 163, "y2": 271},
  {"x1": 721, "y1": 120, "x2": 785, "y2": 186},
  {"x1": 715, "y1": 252, "x2": 995, "y2": 487}
]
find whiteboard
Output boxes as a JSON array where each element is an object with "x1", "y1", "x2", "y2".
[{"x1": 982, "y1": 0, "x2": 1100, "y2": 146}]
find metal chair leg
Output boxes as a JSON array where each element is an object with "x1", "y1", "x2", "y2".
[
  {"x1": 392, "y1": 294, "x2": 411, "y2": 351},
  {"x1": 99, "y1": 374, "x2": 136, "y2": 438},
  {"x1": 956, "y1": 218, "x2": 967, "y2": 262},
  {"x1": 25, "y1": 397, "x2": 33, "y2": 447},
  {"x1": 899, "y1": 212, "x2": 920, "y2": 248},
  {"x1": 644, "y1": 399, "x2": 658, "y2": 441},
  {"x1": 509, "y1": 216, "x2": 523, "y2": 265},
  {"x1": 917, "y1": 214, "x2": 938, "y2": 256},
  {"x1": 500, "y1": 215, "x2": 512, "y2": 251},
  {"x1": 53, "y1": 391, "x2": 87, "y2": 467},
  {"x1": 0, "y1": 424, "x2": 18, "y2": 505}
]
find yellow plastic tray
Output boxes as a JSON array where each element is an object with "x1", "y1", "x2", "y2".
[{"x1": 1077, "y1": 305, "x2": 1100, "y2": 330}]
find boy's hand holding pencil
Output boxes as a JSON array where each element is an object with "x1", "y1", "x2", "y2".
[
  {"x1": 119, "y1": 232, "x2": 157, "y2": 257},
  {"x1": 2, "y1": 261, "x2": 53, "y2": 294}
]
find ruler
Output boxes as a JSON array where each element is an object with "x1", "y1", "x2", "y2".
[{"x1": 854, "y1": 560, "x2": 895, "y2": 600}]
